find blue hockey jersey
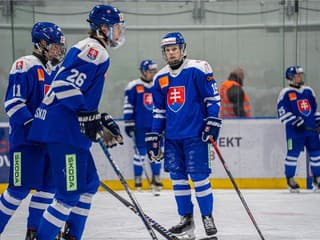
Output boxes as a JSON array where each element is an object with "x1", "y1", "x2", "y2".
[
  {"x1": 277, "y1": 85, "x2": 320, "y2": 137},
  {"x1": 123, "y1": 78, "x2": 154, "y2": 130},
  {"x1": 4, "y1": 55, "x2": 56, "y2": 148},
  {"x1": 28, "y1": 37, "x2": 110, "y2": 149},
  {"x1": 151, "y1": 59, "x2": 220, "y2": 139}
]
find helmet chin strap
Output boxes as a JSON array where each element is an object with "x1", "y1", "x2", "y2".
[{"x1": 87, "y1": 19, "x2": 110, "y2": 48}]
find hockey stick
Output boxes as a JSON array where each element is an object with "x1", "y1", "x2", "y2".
[
  {"x1": 98, "y1": 140, "x2": 159, "y2": 240},
  {"x1": 209, "y1": 138, "x2": 266, "y2": 240},
  {"x1": 305, "y1": 127, "x2": 320, "y2": 132},
  {"x1": 99, "y1": 181, "x2": 178, "y2": 240}
]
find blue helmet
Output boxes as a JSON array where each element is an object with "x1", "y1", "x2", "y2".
[
  {"x1": 285, "y1": 66, "x2": 304, "y2": 80},
  {"x1": 139, "y1": 60, "x2": 158, "y2": 73},
  {"x1": 88, "y1": 5, "x2": 124, "y2": 30},
  {"x1": 160, "y1": 32, "x2": 186, "y2": 49},
  {"x1": 88, "y1": 5, "x2": 125, "y2": 48},
  {"x1": 31, "y1": 22, "x2": 65, "y2": 45}
]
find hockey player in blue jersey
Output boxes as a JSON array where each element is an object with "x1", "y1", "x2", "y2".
[
  {"x1": 28, "y1": 5, "x2": 125, "y2": 240},
  {"x1": 1, "y1": 22, "x2": 66, "y2": 239},
  {"x1": 123, "y1": 60, "x2": 163, "y2": 193},
  {"x1": 277, "y1": 66, "x2": 320, "y2": 192},
  {"x1": 146, "y1": 32, "x2": 221, "y2": 239}
]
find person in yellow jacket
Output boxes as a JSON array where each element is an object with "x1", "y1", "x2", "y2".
[{"x1": 218, "y1": 67, "x2": 252, "y2": 118}]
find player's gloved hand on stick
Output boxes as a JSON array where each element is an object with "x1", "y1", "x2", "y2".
[
  {"x1": 101, "y1": 113, "x2": 124, "y2": 147},
  {"x1": 201, "y1": 117, "x2": 222, "y2": 142},
  {"x1": 145, "y1": 132, "x2": 163, "y2": 163},
  {"x1": 78, "y1": 111, "x2": 104, "y2": 142},
  {"x1": 124, "y1": 120, "x2": 135, "y2": 138},
  {"x1": 292, "y1": 116, "x2": 304, "y2": 132}
]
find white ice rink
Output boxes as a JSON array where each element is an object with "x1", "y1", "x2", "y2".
[{"x1": 2, "y1": 189, "x2": 320, "y2": 240}]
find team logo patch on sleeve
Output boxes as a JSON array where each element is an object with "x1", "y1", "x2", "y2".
[
  {"x1": 297, "y1": 99, "x2": 311, "y2": 116},
  {"x1": 289, "y1": 92, "x2": 297, "y2": 101},
  {"x1": 143, "y1": 93, "x2": 153, "y2": 110},
  {"x1": 37, "y1": 68, "x2": 44, "y2": 81},
  {"x1": 167, "y1": 86, "x2": 185, "y2": 112},
  {"x1": 16, "y1": 60, "x2": 24, "y2": 70},
  {"x1": 159, "y1": 76, "x2": 169, "y2": 88},
  {"x1": 136, "y1": 85, "x2": 144, "y2": 93},
  {"x1": 87, "y1": 48, "x2": 99, "y2": 60}
]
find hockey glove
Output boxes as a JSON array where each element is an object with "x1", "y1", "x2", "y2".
[
  {"x1": 145, "y1": 132, "x2": 164, "y2": 163},
  {"x1": 292, "y1": 116, "x2": 304, "y2": 132},
  {"x1": 78, "y1": 111, "x2": 104, "y2": 142},
  {"x1": 124, "y1": 120, "x2": 135, "y2": 138},
  {"x1": 101, "y1": 113, "x2": 124, "y2": 147},
  {"x1": 201, "y1": 117, "x2": 222, "y2": 143}
]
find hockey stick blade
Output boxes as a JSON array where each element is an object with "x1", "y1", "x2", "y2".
[
  {"x1": 100, "y1": 181, "x2": 178, "y2": 240},
  {"x1": 98, "y1": 140, "x2": 159, "y2": 240},
  {"x1": 209, "y1": 138, "x2": 266, "y2": 240}
]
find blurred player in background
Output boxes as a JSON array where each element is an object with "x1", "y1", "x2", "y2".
[
  {"x1": 28, "y1": 5, "x2": 125, "y2": 239},
  {"x1": 277, "y1": 66, "x2": 320, "y2": 192},
  {"x1": 146, "y1": 32, "x2": 221, "y2": 239},
  {"x1": 1, "y1": 22, "x2": 65, "y2": 239},
  {"x1": 123, "y1": 59, "x2": 163, "y2": 194}
]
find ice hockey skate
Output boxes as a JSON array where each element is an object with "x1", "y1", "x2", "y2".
[
  {"x1": 312, "y1": 176, "x2": 320, "y2": 192},
  {"x1": 134, "y1": 176, "x2": 142, "y2": 191},
  {"x1": 60, "y1": 223, "x2": 76, "y2": 240},
  {"x1": 151, "y1": 175, "x2": 163, "y2": 196},
  {"x1": 202, "y1": 215, "x2": 217, "y2": 236},
  {"x1": 286, "y1": 177, "x2": 300, "y2": 193},
  {"x1": 169, "y1": 214, "x2": 195, "y2": 240},
  {"x1": 25, "y1": 229, "x2": 37, "y2": 240}
]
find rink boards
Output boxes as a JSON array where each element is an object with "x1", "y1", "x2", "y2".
[{"x1": 0, "y1": 119, "x2": 309, "y2": 191}]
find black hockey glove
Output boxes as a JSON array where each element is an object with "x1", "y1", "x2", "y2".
[
  {"x1": 124, "y1": 120, "x2": 135, "y2": 138},
  {"x1": 101, "y1": 113, "x2": 124, "y2": 147},
  {"x1": 201, "y1": 117, "x2": 222, "y2": 142},
  {"x1": 78, "y1": 111, "x2": 104, "y2": 142},
  {"x1": 292, "y1": 116, "x2": 304, "y2": 132},
  {"x1": 145, "y1": 132, "x2": 164, "y2": 163}
]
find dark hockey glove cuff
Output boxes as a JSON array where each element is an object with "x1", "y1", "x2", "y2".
[
  {"x1": 201, "y1": 117, "x2": 222, "y2": 142},
  {"x1": 101, "y1": 113, "x2": 123, "y2": 146},
  {"x1": 124, "y1": 120, "x2": 135, "y2": 138},
  {"x1": 145, "y1": 132, "x2": 163, "y2": 163},
  {"x1": 78, "y1": 111, "x2": 104, "y2": 142}
]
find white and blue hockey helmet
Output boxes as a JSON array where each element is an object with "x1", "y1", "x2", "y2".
[
  {"x1": 88, "y1": 5, "x2": 125, "y2": 48},
  {"x1": 160, "y1": 32, "x2": 186, "y2": 52},
  {"x1": 285, "y1": 66, "x2": 304, "y2": 80},
  {"x1": 139, "y1": 60, "x2": 158, "y2": 73}
]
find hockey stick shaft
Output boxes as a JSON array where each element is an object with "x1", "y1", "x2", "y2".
[
  {"x1": 209, "y1": 138, "x2": 266, "y2": 240},
  {"x1": 98, "y1": 140, "x2": 158, "y2": 240},
  {"x1": 305, "y1": 127, "x2": 320, "y2": 132},
  {"x1": 99, "y1": 181, "x2": 177, "y2": 240}
]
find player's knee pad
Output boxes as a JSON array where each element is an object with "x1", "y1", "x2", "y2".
[
  {"x1": 189, "y1": 173, "x2": 210, "y2": 182},
  {"x1": 7, "y1": 187, "x2": 29, "y2": 200},
  {"x1": 170, "y1": 171, "x2": 188, "y2": 181}
]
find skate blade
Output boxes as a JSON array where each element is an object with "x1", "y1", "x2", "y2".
[
  {"x1": 288, "y1": 188, "x2": 300, "y2": 193},
  {"x1": 198, "y1": 237, "x2": 218, "y2": 240}
]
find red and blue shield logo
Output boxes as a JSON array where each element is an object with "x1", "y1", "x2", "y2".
[
  {"x1": 143, "y1": 93, "x2": 153, "y2": 111},
  {"x1": 297, "y1": 99, "x2": 311, "y2": 116},
  {"x1": 167, "y1": 86, "x2": 185, "y2": 112},
  {"x1": 87, "y1": 48, "x2": 99, "y2": 60}
]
